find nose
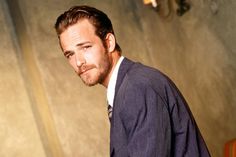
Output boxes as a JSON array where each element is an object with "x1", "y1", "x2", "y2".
[{"x1": 75, "y1": 52, "x2": 85, "y2": 67}]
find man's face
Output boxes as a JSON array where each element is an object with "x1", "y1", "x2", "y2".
[{"x1": 59, "y1": 19, "x2": 111, "y2": 86}]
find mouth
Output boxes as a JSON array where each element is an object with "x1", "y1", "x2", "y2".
[
  {"x1": 78, "y1": 67, "x2": 94, "y2": 76},
  {"x1": 79, "y1": 69, "x2": 88, "y2": 76},
  {"x1": 77, "y1": 64, "x2": 96, "y2": 76}
]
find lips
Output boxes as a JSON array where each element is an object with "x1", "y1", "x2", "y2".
[
  {"x1": 80, "y1": 69, "x2": 89, "y2": 75},
  {"x1": 78, "y1": 69, "x2": 88, "y2": 76},
  {"x1": 78, "y1": 65, "x2": 95, "y2": 76}
]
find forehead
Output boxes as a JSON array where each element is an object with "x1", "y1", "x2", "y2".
[
  {"x1": 59, "y1": 19, "x2": 97, "y2": 48},
  {"x1": 60, "y1": 19, "x2": 96, "y2": 40}
]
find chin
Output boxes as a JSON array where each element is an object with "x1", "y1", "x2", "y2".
[
  {"x1": 81, "y1": 71, "x2": 107, "y2": 87},
  {"x1": 85, "y1": 82, "x2": 97, "y2": 87},
  {"x1": 82, "y1": 78, "x2": 99, "y2": 87}
]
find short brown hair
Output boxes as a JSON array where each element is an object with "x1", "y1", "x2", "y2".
[{"x1": 55, "y1": 5, "x2": 121, "y2": 52}]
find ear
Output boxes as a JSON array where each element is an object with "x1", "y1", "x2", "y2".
[{"x1": 105, "y1": 33, "x2": 116, "y2": 53}]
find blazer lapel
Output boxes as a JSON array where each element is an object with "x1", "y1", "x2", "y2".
[
  {"x1": 110, "y1": 58, "x2": 134, "y2": 156},
  {"x1": 114, "y1": 57, "x2": 134, "y2": 98}
]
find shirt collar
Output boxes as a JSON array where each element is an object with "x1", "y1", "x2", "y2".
[{"x1": 107, "y1": 56, "x2": 124, "y2": 107}]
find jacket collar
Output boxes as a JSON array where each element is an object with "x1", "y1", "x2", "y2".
[{"x1": 114, "y1": 57, "x2": 135, "y2": 101}]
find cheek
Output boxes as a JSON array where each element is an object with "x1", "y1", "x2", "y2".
[
  {"x1": 86, "y1": 47, "x2": 106, "y2": 65},
  {"x1": 84, "y1": 52, "x2": 99, "y2": 66},
  {"x1": 68, "y1": 58, "x2": 77, "y2": 70}
]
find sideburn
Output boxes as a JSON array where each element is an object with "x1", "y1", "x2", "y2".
[{"x1": 98, "y1": 49, "x2": 112, "y2": 85}]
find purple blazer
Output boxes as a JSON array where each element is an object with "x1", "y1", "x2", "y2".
[{"x1": 109, "y1": 58, "x2": 211, "y2": 157}]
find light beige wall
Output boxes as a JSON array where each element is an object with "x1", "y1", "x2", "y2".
[
  {"x1": 0, "y1": 1, "x2": 46, "y2": 157},
  {"x1": 0, "y1": 0, "x2": 235, "y2": 157}
]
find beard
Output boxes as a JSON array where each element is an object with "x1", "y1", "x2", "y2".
[{"x1": 79, "y1": 51, "x2": 111, "y2": 86}]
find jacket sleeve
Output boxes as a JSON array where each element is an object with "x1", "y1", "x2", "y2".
[
  {"x1": 118, "y1": 83, "x2": 172, "y2": 157},
  {"x1": 117, "y1": 80, "x2": 210, "y2": 157}
]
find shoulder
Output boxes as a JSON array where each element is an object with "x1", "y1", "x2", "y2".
[
  {"x1": 116, "y1": 61, "x2": 183, "y2": 110},
  {"x1": 116, "y1": 62, "x2": 171, "y2": 106},
  {"x1": 114, "y1": 63, "x2": 173, "y2": 124},
  {"x1": 124, "y1": 62, "x2": 171, "y2": 92}
]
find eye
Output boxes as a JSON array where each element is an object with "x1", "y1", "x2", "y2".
[
  {"x1": 65, "y1": 51, "x2": 74, "y2": 59},
  {"x1": 82, "y1": 45, "x2": 92, "y2": 51}
]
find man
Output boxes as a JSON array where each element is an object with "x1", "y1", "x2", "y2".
[{"x1": 55, "y1": 5, "x2": 211, "y2": 157}]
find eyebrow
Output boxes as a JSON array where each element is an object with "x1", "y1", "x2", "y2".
[
  {"x1": 63, "y1": 50, "x2": 74, "y2": 57},
  {"x1": 76, "y1": 41, "x2": 91, "y2": 47}
]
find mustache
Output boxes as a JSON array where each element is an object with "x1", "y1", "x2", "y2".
[{"x1": 77, "y1": 64, "x2": 96, "y2": 75}]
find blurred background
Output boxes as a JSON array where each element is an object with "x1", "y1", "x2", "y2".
[{"x1": 0, "y1": 0, "x2": 235, "y2": 157}]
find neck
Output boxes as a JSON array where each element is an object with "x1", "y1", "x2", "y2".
[{"x1": 101, "y1": 51, "x2": 121, "y2": 88}]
